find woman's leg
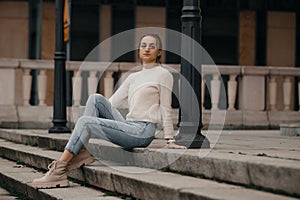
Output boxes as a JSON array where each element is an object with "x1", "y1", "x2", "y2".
[
  {"x1": 32, "y1": 94, "x2": 127, "y2": 188},
  {"x1": 65, "y1": 116, "x2": 156, "y2": 153},
  {"x1": 32, "y1": 118, "x2": 155, "y2": 189},
  {"x1": 59, "y1": 150, "x2": 74, "y2": 162},
  {"x1": 84, "y1": 93, "x2": 125, "y2": 122},
  {"x1": 61, "y1": 94, "x2": 124, "y2": 162},
  {"x1": 65, "y1": 94, "x2": 126, "y2": 156}
]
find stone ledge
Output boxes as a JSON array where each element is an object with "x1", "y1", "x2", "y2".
[
  {"x1": 0, "y1": 58, "x2": 19, "y2": 68},
  {"x1": 242, "y1": 111, "x2": 268, "y2": 126},
  {"x1": 2, "y1": 106, "x2": 298, "y2": 129},
  {"x1": 18, "y1": 106, "x2": 53, "y2": 123},
  {"x1": 203, "y1": 110, "x2": 242, "y2": 126},
  {"x1": 269, "y1": 112, "x2": 300, "y2": 127},
  {"x1": 0, "y1": 105, "x2": 18, "y2": 122},
  {"x1": 280, "y1": 124, "x2": 300, "y2": 136}
]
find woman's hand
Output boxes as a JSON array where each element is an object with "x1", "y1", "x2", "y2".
[{"x1": 167, "y1": 141, "x2": 187, "y2": 149}]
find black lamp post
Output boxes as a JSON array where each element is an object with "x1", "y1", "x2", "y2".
[
  {"x1": 49, "y1": 0, "x2": 71, "y2": 133},
  {"x1": 175, "y1": 0, "x2": 210, "y2": 148}
]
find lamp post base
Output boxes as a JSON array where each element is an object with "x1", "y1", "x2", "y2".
[
  {"x1": 48, "y1": 125, "x2": 71, "y2": 134},
  {"x1": 175, "y1": 132, "x2": 210, "y2": 149}
]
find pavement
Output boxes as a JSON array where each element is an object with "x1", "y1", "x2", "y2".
[
  {"x1": 203, "y1": 130, "x2": 299, "y2": 160},
  {"x1": 149, "y1": 129, "x2": 300, "y2": 161}
]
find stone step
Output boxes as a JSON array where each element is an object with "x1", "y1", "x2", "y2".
[
  {"x1": 280, "y1": 124, "x2": 300, "y2": 136},
  {"x1": 0, "y1": 139, "x2": 296, "y2": 200},
  {"x1": 0, "y1": 129, "x2": 299, "y2": 197},
  {"x1": 0, "y1": 157, "x2": 122, "y2": 200},
  {"x1": 0, "y1": 186, "x2": 19, "y2": 200}
]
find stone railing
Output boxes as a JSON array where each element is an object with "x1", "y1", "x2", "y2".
[{"x1": 0, "y1": 58, "x2": 300, "y2": 129}]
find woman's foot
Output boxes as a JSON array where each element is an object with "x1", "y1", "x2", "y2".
[
  {"x1": 32, "y1": 160, "x2": 69, "y2": 189},
  {"x1": 66, "y1": 147, "x2": 95, "y2": 171}
]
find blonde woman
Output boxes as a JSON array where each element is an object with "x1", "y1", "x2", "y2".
[{"x1": 32, "y1": 34, "x2": 185, "y2": 189}]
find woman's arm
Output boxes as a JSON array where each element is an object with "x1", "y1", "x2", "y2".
[
  {"x1": 159, "y1": 71, "x2": 174, "y2": 139},
  {"x1": 160, "y1": 71, "x2": 187, "y2": 149},
  {"x1": 108, "y1": 74, "x2": 132, "y2": 108}
]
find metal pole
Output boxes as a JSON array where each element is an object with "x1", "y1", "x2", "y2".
[
  {"x1": 49, "y1": 0, "x2": 71, "y2": 133},
  {"x1": 29, "y1": 0, "x2": 43, "y2": 105},
  {"x1": 175, "y1": 0, "x2": 210, "y2": 148}
]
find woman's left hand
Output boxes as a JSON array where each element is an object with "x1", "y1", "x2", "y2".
[{"x1": 167, "y1": 142, "x2": 187, "y2": 149}]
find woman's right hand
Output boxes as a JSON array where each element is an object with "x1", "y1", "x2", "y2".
[{"x1": 167, "y1": 141, "x2": 187, "y2": 149}]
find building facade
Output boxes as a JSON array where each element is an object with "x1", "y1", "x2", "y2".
[
  {"x1": 1, "y1": 0, "x2": 299, "y2": 65},
  {"x1": 0, "y1": 0, "x2": 299, "y2": 128}
]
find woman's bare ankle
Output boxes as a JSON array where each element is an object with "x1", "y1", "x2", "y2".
[{"x1": 59, "y1": 150, "x2": 74, "y2": 163}]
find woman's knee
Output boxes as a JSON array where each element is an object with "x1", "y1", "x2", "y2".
[
  {"x1": 74, "y1": 116, "x2": 94, "y2": 138},
  {"x1": 76, "y1": 116, "x2": 93, "y2": 129},
  {"x1": 88, "y1": 93, "x2": 106, "y2": 103}
]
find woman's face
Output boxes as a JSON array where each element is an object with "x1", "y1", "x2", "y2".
[{"x1": 139, "y1": 36, "x2": 161, "y2": 64}]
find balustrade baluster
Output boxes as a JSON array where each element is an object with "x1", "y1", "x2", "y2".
[
  {"x1": 202, "y1": 75, "x2": 205, "y2": 110},
  {"x1": 269, "y1": 76, "x2": 277, "y2": 111},
  {"x1": 227, "y1": 74, "x2": 237, "y2": 110},
  {"x1": 88, "y1": 70, "x2": 98, "y2": 96},
  {"x1": 104, "y1": 71, "x2": 114, "y2": 98},
  {"x1": 283, "y1": 76, "x2": 292, "y2": 111},
  {"x1": 211, "y1": 74, "x2": 220, "y2": 110},
  {"x1": 72, "y1": 70, "x2": 82, "y2": 106},
  {"x1": 23, "y1": 69, "x2": 32, "y2": 106},
  {"x1": 38, "y1": 70, "x2": 47, "y2": 106}
]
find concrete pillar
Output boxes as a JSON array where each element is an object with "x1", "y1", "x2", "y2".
[
  {"x1": 240, "y1": 67, "x2": 268, "y2": 111},
  {"x1": 239, "y1": 11, "x2": 256, "y2": 65}
]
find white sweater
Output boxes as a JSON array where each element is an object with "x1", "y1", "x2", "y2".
[{"x1": 109, "y1": 65, "x2": 174, "y2": 137}]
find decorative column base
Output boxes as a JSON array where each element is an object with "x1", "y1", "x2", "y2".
[
  {"x1": 49, "y1": 121, "x2": 71, "y2": 133},
  {"x1": 175, "y1": 123, "x2": 210, "y2": 148},
  {"x1": 175, "y1": 132, "x2": 210, "y2": 149}
]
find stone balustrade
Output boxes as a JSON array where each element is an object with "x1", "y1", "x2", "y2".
[{"x1": 0, "y1": 58, "x2": 299, "y2": 129}]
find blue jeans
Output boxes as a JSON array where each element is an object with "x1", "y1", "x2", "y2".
[{"x1": 65, "y1": 94, "x2": 156, "y2": 155}]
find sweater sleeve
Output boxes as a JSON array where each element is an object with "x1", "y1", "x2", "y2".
[
  {"x1": 108, "y1": 74, "x2": 131, "y2": 108},
  {"x1": 159, "y1": 71, "x2": 174, "y2": 138}
]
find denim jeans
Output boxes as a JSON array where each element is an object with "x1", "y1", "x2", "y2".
[{"x1": 65, "y1": 94, "x2": 156, "y2": 155}]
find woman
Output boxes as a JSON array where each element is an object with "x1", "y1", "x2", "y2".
[{"x1": 32, "y1": 34, "x2": 186, "y2": 189}]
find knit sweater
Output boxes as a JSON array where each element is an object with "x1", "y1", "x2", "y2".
[{"x1": 109, "y1": 65, "x2": 174, "y2": 137}]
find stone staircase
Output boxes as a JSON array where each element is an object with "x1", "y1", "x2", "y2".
[{"x1": 0, "y1": 129, "x2": 299, "y2": 200}]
